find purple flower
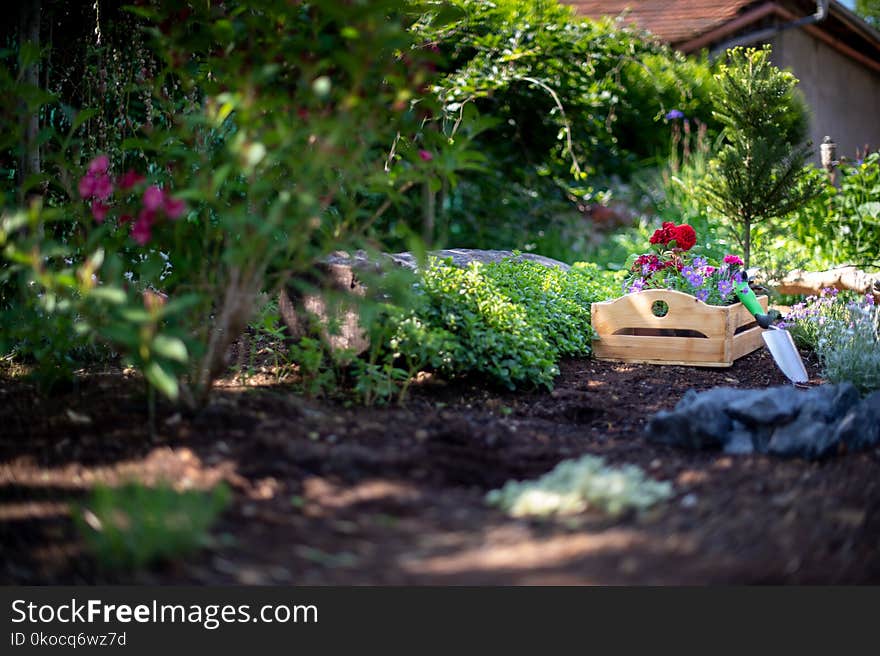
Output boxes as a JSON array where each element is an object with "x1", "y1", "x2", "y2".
[
  {"x1": 682, "y1": 266, "x2": 704, "y2": 287},
  {"x1": 696, "y1": 289, "x2": 709, "y2": 302},
  {"x1": 717, "y1": 279, "x2": 733, "y2": 298},
  {"x1": 665, "y1": 109, "x2": 684, "y2": 120},
  {"x1": 628, "y1": 278, "x2": 646, "y2": 294},
  {"x1": 865, "y1": 294, "x2": 875, "y2": 306}
]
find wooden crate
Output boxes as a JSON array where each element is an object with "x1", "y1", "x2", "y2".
[{"x1": 591, "y1": 289, "x2": 768, "y2": 367}]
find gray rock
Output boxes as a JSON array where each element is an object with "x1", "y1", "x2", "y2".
[
  {"x1": 723, "y1": 428, "x2": 755, "y2": 455},
  {"x1": 801, "y1": 382, "x2": 860, "y2": 422},
  {"x1": 725, "y1": 386, "x2": 804, "y2": 426},
  {"x1": 832, "y1": 391, "x2": 880, "y2": 452},
  {"x1": 767, "y1": 406, "x2": 841, "y2": 460},
  {"x1": 645, "y1": 383, "x2": 868, "y2": 461},
  {"x1": 387, "y1": 249, "x2": 570, "y2": 272},
  {"x1": 645, "y1": 387, "x2": 740, "y2": 450}
]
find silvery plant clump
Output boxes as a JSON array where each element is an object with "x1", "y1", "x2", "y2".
[
  {"x1": 816, "y1": 298, "x2": 880, "y2": 394},
  {"x1": 485, "y1": 455, "x2": 673, "y2": 518}
]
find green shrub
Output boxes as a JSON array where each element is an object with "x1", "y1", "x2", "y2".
[
  {"x1": 401, "y1": 0, "x2": 720, "y2": 258},
  {"x1": 76, "y1": 483, "x2": 230, "y2": 570},
  {"x1": 386, "y1": 257, "x2": 618, "y2": 391}
]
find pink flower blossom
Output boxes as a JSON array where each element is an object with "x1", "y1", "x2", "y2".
[
  {"x1": 418, "y1": 149, "x2": 433, "y2": 162},
  {"x1": 78, "y1": 174, "x2": 96, "y2": 198},
  {"x1": 92, "y1": 174, "x2": 114, "y2": 200},
  {"x1": 131, "y1": 210, "x2": 154, "y2": 245},
  {"x1": 118, "y1": 169, "x2": 145, "y2": 191},
  {"x1": 143, "y1": 185, "x2": 165, "y2": 211},
  {"x1": 723, "y1": 254, "x2": 744, "y2": 266},
  {"x1": 90, "y1": 200, "x2": 110, "y2": 223},
  {"x1": 88, "y1": 155, "x2": 109, "y2": 175},
  {"x1": 163, "y1": 195, "x2": 186, "y2": 220}
]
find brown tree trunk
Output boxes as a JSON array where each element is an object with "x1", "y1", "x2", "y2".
[
  {"x1": 18, "y1": 0, "x2": 42, "y2": 203},
  {"x1": 756, "y1": 266, "x2": 880, "y2": 301}
]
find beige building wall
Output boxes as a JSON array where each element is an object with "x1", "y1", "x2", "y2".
[{"x1": 767, "y1": 27, "x2": 880, "y2": 163}]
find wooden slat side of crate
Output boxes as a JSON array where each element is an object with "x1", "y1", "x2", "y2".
[{"x1": 591, "y1": 289, "x2": 768, "y2": 367}]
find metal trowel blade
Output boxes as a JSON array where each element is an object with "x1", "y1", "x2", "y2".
[{"x1": 762, "y1": 328, "x2": 809, "y2": 384}]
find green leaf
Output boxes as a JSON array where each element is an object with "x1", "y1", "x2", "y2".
[
  {"x1": 88, "y1": 287, "x2": 127, "y2": 305},
  {"x1": 151, "y1": 335, "x2": 189, "y2": 363},
  {"x1": 144, "y1": 361, "x2": 179, "y2": 400}
]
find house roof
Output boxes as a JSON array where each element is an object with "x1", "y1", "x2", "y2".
[
  {"x1": 564, "y1": 0, "x2": 880, "y2": 72},
  {"x1": 565, "y1": 0, "x2": 754, "y2": 45}
]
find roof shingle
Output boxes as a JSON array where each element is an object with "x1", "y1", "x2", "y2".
[{"x1": 564, "y1": 0, "x2": 757, "y2": 44}]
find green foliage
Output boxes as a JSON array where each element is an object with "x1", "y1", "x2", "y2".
[
  {"x1": 698, "y1": 47, "x2": 822, "y2": 268},
  {"x1": 2, "y1": 0, "x2": 443, "y2": 405},
  {"x1": 76, "y1": 483, "x2": 230, "y2": 570},
  {"x1": 855, "y1": 0, "x2": 880, "y2": 27},
  {"x1": 824, "y1": 154, "x2": 880, "y2": 266},
  {"x1": 763, "y1": 153, "x2": 880, "y2": 276},
  {"x1": 387, "y1": 257, "x2": 618, "y2": 391},
  {"x1": 289, "y1": 336, "x2": 339, "y2": 399},
  {"x1": 404, "y1": 0, "x2": 720, "y2": 259},
  {"x1": 0, "y1": 204, "x2": 197, "y2": 396}
]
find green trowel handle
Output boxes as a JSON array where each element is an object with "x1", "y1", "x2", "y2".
[{"x1": 734, "y1": 280, "x2": 764, "y2": 317}]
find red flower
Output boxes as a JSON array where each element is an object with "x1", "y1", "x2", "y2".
[
  {"x1": 672, "y1": 224, "x2": 696, "y2": 251},
  {"x1": 649, "y1": 221, "x2": 676, "y2": 245},
  {"x1": 418, "y1": 149, "x2": 433, "y2": 162}
]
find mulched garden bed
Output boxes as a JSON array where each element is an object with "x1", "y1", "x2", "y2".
[{"x1": 3, "y1": 348, "x2": 880, "y2": 585}]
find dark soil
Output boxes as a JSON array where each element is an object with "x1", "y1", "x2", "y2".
[{"x1": 3, "y1": 348, "x2": 880, "y2": 585}]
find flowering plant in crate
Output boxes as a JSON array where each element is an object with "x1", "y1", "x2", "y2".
[{"x1": 622, "y1": 222, "x2": 747, "y2": 306}]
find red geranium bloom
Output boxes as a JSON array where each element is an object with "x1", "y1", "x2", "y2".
[
  {"x1": 649, "y1": 221, "x2": 677, "y2": 245},
  {"x1": 672, "y1": 224, "x2": 696, "y2": 251}
]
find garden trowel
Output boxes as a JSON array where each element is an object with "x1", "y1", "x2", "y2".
[{"x1": 734, "y1": 280, "x2": 809, "y2": 384}]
